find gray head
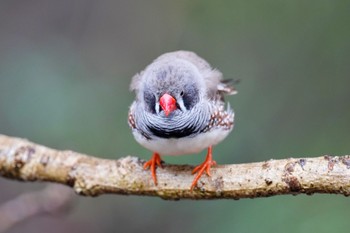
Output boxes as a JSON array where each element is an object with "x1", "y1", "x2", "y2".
[
  {"x1": 132, "y1": 58, "x2": 206, "y2": 117},
  {"x1": 129, "y1": 51, "x2": 236, "y2": 140}
]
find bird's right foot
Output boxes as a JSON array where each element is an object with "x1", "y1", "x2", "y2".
[{"x1": 143, "y1": 152, "x2": 162, "y2": 185}]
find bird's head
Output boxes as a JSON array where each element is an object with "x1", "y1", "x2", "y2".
[{"x1": 138, "y1": 60, "x2": 204, "y2": 117}]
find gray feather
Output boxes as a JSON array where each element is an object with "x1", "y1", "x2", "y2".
[{"x1": 129, "y1": 50, "x2": 236, "y2": 140}]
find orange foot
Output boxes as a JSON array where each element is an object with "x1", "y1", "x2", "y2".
[
  {"x1": 143, "y1": 152, "x2": 162, "y2": 185},
  {"x1": 191, "y1": 146, "x2": 217, "y2": 190}
]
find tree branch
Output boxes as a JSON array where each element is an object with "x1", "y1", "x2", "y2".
[
  {"x1": 0, "y1": 134, "x2": 350, "y2": 200},
  {"x1": 0, "y1": 184, "x2": 74, "y2": 233}
]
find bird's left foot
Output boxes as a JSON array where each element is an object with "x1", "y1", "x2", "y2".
[{"x1": 191, "y1": 146, "x2": 216, "y2": 190}]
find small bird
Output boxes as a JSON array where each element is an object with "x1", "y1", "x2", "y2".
[{"x1": 128, "y1": 51, "x2": 237, "y2": 190}]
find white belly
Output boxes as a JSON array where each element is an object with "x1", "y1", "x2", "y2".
[{"x1": 133, "y1": 128, "x2": 232, "y2": 156}]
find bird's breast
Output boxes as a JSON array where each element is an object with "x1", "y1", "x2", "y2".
[
  {"x1": 133, "y1": 126, "x2": 232, "y2": 156},
  {"x1": 146, "y1": 118, "x2": 202, "y2": 139},
  {"x1": 140, "y1": 107, "x2": 210, "y2": 139}
]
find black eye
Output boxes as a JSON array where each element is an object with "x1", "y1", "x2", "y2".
[
  {"x1": 180, "y1": 91, "x2": 184, "y2": 96},
  {"x1": 182, "y1": 85, "x2": 199, "y2": 110},
  {"x1": 143, "y1": 90, "x2": 156, "y2": 114}
]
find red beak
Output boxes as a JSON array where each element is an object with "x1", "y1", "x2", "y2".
[{"x1": 159, "y1": 93, "x2": 177, "y2": 117}]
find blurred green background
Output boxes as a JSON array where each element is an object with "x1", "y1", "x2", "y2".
[{"x1": 1, "y1": 1, "x2": 350, "y2": 232}]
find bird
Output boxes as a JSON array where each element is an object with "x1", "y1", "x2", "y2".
[{"x1": 128, "y1": 51, "x2": 237, "y2": 190}]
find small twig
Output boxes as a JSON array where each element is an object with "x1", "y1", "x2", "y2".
[
  {"x1": 0, "y1": 134, "x2": 350, "y2": 200},
  {"x1": 0, "y1": 184, "x2": 74, "y2": 233}
]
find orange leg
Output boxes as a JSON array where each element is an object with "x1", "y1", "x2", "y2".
[
  {"x1": 191, "y1": 146, "x2": 217, "y2": 190},
  {"x1": 143, "y1": 152, "x2": 162, "y2": 185}
]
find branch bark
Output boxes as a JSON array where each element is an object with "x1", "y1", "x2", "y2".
[{"x1": 0, "y1": 134, "x2": 350, "y2": 200}]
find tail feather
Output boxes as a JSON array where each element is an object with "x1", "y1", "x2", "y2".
[{"x1": 217, "y1": 79, "x2": 240, "y2": 95}]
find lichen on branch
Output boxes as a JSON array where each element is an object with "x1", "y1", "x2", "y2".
[{"x1": 1, "y1": 134, "x2": 350, "y2": 200}]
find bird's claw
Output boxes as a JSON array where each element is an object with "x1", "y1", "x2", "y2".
[
  {"x1": 190, "y1": 146, "x2": 216, "y2": 190},
  {"x1": 143, "y1": 153, "x2": 162, "y2": 185}
]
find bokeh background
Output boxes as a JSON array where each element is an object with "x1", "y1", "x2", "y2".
[{"x1": 1, "y1": 1, "x2": 350, "y2": 232}]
